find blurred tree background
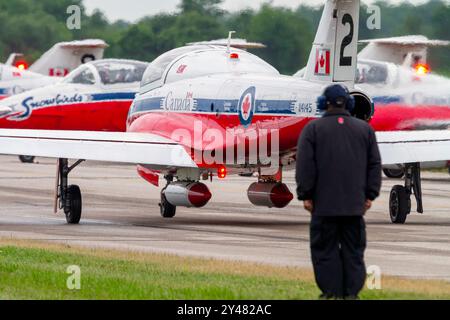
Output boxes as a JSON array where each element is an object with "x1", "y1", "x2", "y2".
[{"x1": 0, "y1": 0, "x2": 448, "y2": 75}]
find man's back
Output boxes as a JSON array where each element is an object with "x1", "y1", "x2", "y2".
[
  {"x1": 296, "y1": 84, "x2": 382, "y2": 299},
  {"x1": 296, "y1": 109, "x2": 382, "y2": 216}
]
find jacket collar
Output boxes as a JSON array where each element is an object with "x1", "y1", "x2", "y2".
[{"x1": 323, "y1": 109, "x2": 351, "y2": 117}]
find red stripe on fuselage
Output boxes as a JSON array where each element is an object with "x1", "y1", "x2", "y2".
[
  {"x1": 128, "y1": 103, "x2": 450, "y2": 168},
  {"x1": 370, "y1": 104, "x2": 450, "y2": 131},
  {"x1": 0, "y1": 100, "x2": 132, "y2": 131}
]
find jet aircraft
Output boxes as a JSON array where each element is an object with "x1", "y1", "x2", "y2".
[
  {"x1": 0, "y1": 39, "x2": 108, "y2": 101},
  {"x1": 0, "y1": 59, "x2": 148, "y2": 162},
  {"x1": 0, "y1": 0, "x2": 449, "y2": 226},
  {"x1": 296, "y1": 35, "x2": 450, "y2": 177}
]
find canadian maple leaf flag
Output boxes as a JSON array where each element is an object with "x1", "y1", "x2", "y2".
[{"x1": 314, "y1": 48, "x2": 330, "y2": 76}]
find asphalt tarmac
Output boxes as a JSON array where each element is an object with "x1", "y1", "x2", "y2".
[{"x1": 0, "y1": 155, "x2": 449, "y2": 281}]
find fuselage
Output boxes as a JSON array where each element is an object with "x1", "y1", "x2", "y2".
[
  {"x1": 0, "y1": 82, "x2": 135, "y2": 132},
  {"x1": 0, "y1": 59, "x2": 147, "y2": 132},
  {"x1": 127, "y1": 46, "x2": 450, "y2": 174},
  {"x1": 127, "y1": 72, "x2": 327, "y2": 171},
  {"x1": 357, "y1": 60, "x2": 450, "y2": 131}
]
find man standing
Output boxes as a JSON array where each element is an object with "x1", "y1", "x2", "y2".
[{"x1": 296, "y1": 84, "x2": 382, "y2": 299}]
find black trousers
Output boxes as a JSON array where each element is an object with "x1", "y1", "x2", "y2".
[{"x1": 310, "y1": 215, "x2": 367, "y2": 297}]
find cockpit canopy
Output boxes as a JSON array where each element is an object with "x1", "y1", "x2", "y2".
[
  {"x1": 64, "y1": 59, "x2": 148, "y2": 86},
  {"x1": 140, "y1": 45, "x2": 279, "y2": 93},
  {"x1": 356, "y1": 60, "x2": 389, "y2": 84}
]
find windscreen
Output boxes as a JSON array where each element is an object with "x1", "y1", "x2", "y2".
[
  {"x1": 94, "y1": 61, "x2": 147, "y2": 85},
  {"x1": 356, "y1": 61, "x2": 388, "y2": 84},
  {"x1": 140, "y1": 46, "x2": 212, "y2": 88},
  {"x1": 64, "y1": 66, "x2": 96, "y2": 85}
]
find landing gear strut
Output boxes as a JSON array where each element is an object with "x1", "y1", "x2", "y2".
[
  {"x1": 56, "y1": 158, "x2": 84, "y2": 224},
  {"x1": 389, "y1": 162, "x2": 423, "y2": 224},
  {"x1": 159, "y1": 175, "x2": 176, "y2": 218}
]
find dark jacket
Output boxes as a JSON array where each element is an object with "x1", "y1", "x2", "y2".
[{"x1": 295, "y1": 109, "x2": 382, "y2": 216}]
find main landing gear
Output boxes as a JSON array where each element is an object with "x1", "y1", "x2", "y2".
[
  {"x1": 55, "y1": 158, "x2": 84, "y2": 224},
  {"x1": 389, "y1": 163, "x2": 423, "y2": 224}
]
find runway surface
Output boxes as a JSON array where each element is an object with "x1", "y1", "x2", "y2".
[{"x1": 0, "y1": 155, "x2": 449, "y2": 281}]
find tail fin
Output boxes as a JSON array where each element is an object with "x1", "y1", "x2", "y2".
[
  {"x1": 29, "y1": 39, "x2": 108, "y2": 77},
  {"x1": 304, "y1": 0, "x2": 360, "y2": 84},
  {"x1": 5, "y1": 53, "x2": 24, "y2": 66},
  {"x1": 358, "y1": 35, "x2": 450, "y2": 67}
]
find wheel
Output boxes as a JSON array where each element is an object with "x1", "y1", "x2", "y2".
[
  {"x1": 383, "y1": 168, "x2": 404, "y2": 179},
  {"x1": 19, "y1": 155, "x2": 35, "y2": 163},
  {"x1": 65, "y1": 185, "x2": 82, "y2": 224},
  {"x1": 389, "y1": 185, "x2": 411, "y2": 224},
  {"x1": 159, "y1": 192, "x2": 176, "y2": 218}
]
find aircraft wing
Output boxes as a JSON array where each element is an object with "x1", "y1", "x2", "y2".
[
  {"x1": 0, "y1": 129, "x2": 196, "y2": 169},
  {"x1": 359, "y1": 36, "x2": 450, "y2": 47},
  {"x1": 0, "y1": 129, "x2": 449, "y2": 169},
  {"x1": 377, "y1": 130, "x2": 450, "y2": 165},
  {"x1": 187, "y1": 38, "x2": 266, "y2": 49},
  {"x1": 59, "y1": 39, "x2": 109, "y2": 49}
]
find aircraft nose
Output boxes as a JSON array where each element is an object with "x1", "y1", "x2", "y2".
[
  {"x1": 0, "y1": 95, "x2": 20, "y2": 116},
  {"x1": 0, "y1": 105, "x2": 12, "y2": 116}
]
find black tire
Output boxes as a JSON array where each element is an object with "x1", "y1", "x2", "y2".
[
  {"x1": 383, "y1": 168, "x2": 404, "y2": 179},
  {"x1": 159, "y1": 192, "x2": 176, "y2": 218},
  {"x1": 19, "y1": 155, "x2": 35, "y2": 163},
  {"x1": 389, "y1": 185, "x2": 410, "y2": 224},
  {"x1": 65, "y1": 185, "x2": 82, "y2": 224}
]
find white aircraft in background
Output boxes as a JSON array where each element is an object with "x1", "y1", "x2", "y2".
[
  {"x1": 296, "y1": 35, "x2": 450, "y2": 178},
  {"x1": 0, "y1": 0, "x2": 449, "y2": 226},
  {"x1": 0, "y1": 39, "x2": 108, "y2": 100}
]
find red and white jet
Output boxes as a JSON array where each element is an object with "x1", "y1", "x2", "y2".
[
  {"x1": 0, "y1": 0, "x2": 449, "y2": 226},
  {"x1": 297, "y1": 35, "x2": 450, "y2": 177},
  {"x1": 0, "y1": 39, "x2": 108, "y2": 100},
  {"x1": 0, "y1": 59, "x2": 148, "y2": 162}
]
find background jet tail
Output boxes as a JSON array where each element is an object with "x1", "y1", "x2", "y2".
[
  {"x1": 358, "y1": 35, "x2": 450, "y2": 68},
  {"x1": 5, "y1": 53, "x2": 25, "y2": 66},
  {"x1": 29, "y1": 39, "x2": 108, "y2": 77},
  {"x1": 303, "y1": 0, "x2": 360, "y2": 85}
]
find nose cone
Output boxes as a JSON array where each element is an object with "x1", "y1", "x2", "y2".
[
  {"x1": 0, "y1": 105, "x2": 12, "y2": 116},
  {"x1": 0, "y1": 94, "x2": 23, "y2": 118}
]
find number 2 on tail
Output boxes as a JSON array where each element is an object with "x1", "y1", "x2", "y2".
[{"x1": 339, "y1": 13, "x2": 354, "y2": 67}]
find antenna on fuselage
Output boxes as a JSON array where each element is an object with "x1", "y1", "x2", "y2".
[{"x1": 227, "y1": 31, "x2": 236, "y2": 53}]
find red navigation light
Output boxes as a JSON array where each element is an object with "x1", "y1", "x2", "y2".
[
  {"x1": 217, "y1": 165, "x2": 227, "y2": 179},
  {"x1": 15, "y1": 60, "x2": 28, "y2": 70},
  {"x1": 414, "y1": 63, "x2": 430, "y2": 76},
  {"x1": 229, "y1": 53, "x2": 239, "y2": 59}
]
